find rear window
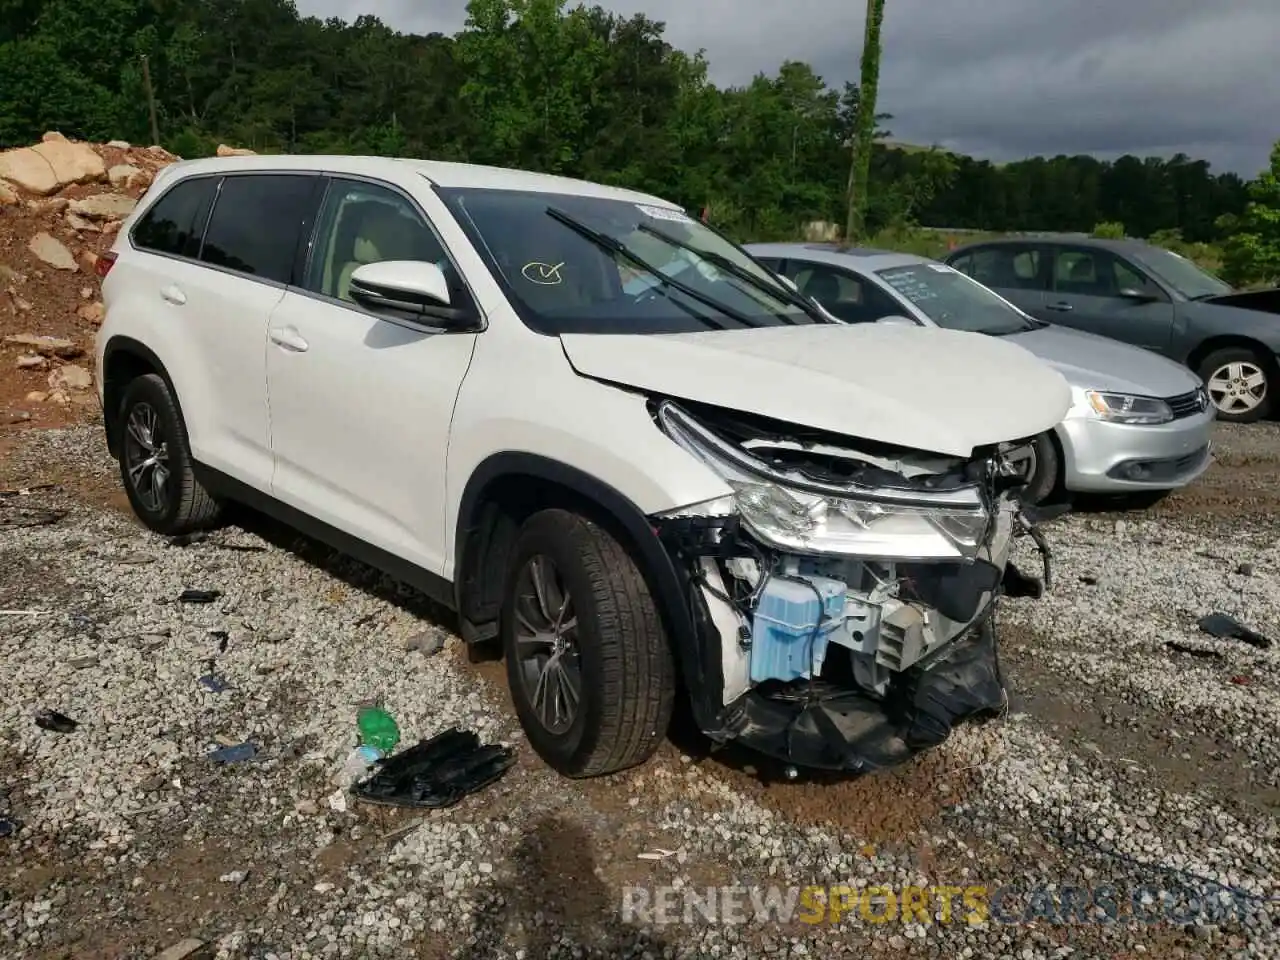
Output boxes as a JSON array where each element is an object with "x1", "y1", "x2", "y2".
[
  {"x1": 131, "y1": 176, "x2": 218, "y2": 258},
  {"x1": 199, "y1": 174, "x2": 318, "y2": 284}
]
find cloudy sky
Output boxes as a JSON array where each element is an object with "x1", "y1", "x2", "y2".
[{"x1": 296, "y1": 0, "x2": 1279, "y2": 177}]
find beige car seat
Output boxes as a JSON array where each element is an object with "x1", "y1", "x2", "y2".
[{"x1": 331, "y1": 203, "x2": 424, "y2": 301}]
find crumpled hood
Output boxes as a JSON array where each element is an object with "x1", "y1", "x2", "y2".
[
  {"x1": 1005, "y1": 324, "x2": 1201, "y2": 397},
  {"x1": 560, "y1": 324, "x2": 1072, "y2": 457}
]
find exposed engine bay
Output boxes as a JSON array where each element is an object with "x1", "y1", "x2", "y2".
[{"x1": 650, "y1": 398, "x2": 1051, "y2": 772}]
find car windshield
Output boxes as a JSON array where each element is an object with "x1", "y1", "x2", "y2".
[
  {"x1": 1127, "y1": 246, "x2": 1232, "y2": 300},
  {"x1": 875, "y1": 263, "x2": 1035, "y2": 335},
  {"x1": 436, "y1": 187, "x2": 820, "y2": 334}
]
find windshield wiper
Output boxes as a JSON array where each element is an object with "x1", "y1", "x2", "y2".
[
  {"x1": 634, "y1": 224, "x2": 818, "y2": 324},
  {"x1": 546, "y1": 207, "x2": 761, "y2": 329}
]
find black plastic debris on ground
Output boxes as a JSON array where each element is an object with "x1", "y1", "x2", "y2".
[
  {"x1": 352, "y1": 728, "x2": 515, "y2": 810},
  {"x1": 179, "y1": 589, "x2": 222, "y2": 604},
  {"x1": 198, "y1": 674, "x2": 232, "y2": 693},
  {"x1": 34, "y1": 709, "x2": 78, "y2": 733},
  {"x1": 209, "y1": 741, "x2": 257, "y2": 764},
  {"x1": 1198, "y1": 613, "x2": 1272, "y2": 650},
  {"x1": 211, "y1": 630, "x2": 230, "y2": 653},
  {"x1": 0, "y1": 817, "x2": 17, "y2": 838},
  {"x1": 1165, "y1": 641, "x2": 1225, "y2": 661}
]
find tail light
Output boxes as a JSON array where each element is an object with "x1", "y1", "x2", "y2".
[{"x1": 95, "y1": 251, "x2": 117, "y2": 278}]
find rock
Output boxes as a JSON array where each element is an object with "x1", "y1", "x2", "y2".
[
  {"x1": 28, "y1": 232, "x2": 77, "y2": 271},
  {"x1": 25, "y1": 391, "x2": 48, "y2": 403},
  {"x1": 404, "y1": 630, "x2": 444, "y2": 656},
  {"x1": 49, "y1": 389, "x2": 70, "y2": 405},
  {"x1": 4, "y1": 334, "x2": 81, "y2": 358},
  {"x1": 13, "y1": 296, "x2": 32, "y2": 312},
  {"x1": 31, "y1": 196, "x2": 69, "y2": 214},
  {"x1": 66, "y1": 212, "x2": 100, "y2": 232},
  {"x1": 1236, "y1": 562, "x2": 1254, "y2": 577},
  {"x1": 216, "y1": 144, "x2": 257, "y2": 157},
  {"x1": 108, "y1": 163, "x2": 143, "y2": 187},
  {"x1": 49, "y1": 364, "x2": 93, "y2": 392},
  {"x1": 81, "y1": 286, "x2": 93, "y2": 299},
  {"x1": 0, "y1": 263, "x2": 25, "y2": 284},
  {"x1": 106, "y1": 140, "x2": 132, "y2": 150},
  {"x1": 0, "y1": 179, "x2": 17, "y2": 205},
  {"x1": 102, "y1": 221, "x2": 122, "y2": 237},
  {"x1": 7, "y1": 411, "x2": 32, "y2": 423},
  {"x1": 154, "y1": 939, "x2": 205, "y2": 960},
  {"x1": 79, "y1": 250, "x2": 99, "y2": 273},
  {"x1": 0, "y1": 139, "x2": 105, "y2": 195},
  {"x1": 42, "y1": 131, "x2": 67, "y2": 142},
  {"x1": 69, "y1": 193, "x2": 136, "y2": 220},
  {"x1": 77, "y1": 302, "x2": 105, "y2": 325},
  {"x1": 219, "y1": 870, "x2": 249, "y2": 884},
  {"x1": 16, "y1": 355, "x2": 46, "y2": 370}
]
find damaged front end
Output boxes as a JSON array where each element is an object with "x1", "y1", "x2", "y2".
[{"x1": 650, "y1": 399, "x2": 1051, "y2": 773}]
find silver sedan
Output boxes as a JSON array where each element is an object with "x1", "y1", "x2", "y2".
[{"x1": 746, "y1": 242, "x2": 1215, "y2": 503}]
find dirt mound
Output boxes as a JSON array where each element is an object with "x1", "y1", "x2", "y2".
[{"x1": 0, "y1": 132, "x2": 183, "y2": 431}]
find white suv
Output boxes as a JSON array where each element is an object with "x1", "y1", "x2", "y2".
[{"x1": 94, "y1": 155, "x2": 1071, "y2": 777}]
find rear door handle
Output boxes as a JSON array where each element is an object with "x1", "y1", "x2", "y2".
[
  {"x1": 159, "y1": 284, "x2": 186, "y2": 305},
  {"x1": 1045, "y1": 301, "x2": 1073, "y2": 312},
  {"x1": 269, "y1": 326, "x2": 309, "y2": 352}
]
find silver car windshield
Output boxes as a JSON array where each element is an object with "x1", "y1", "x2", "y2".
[
  {"x1": 1127, "y1": 246, "x2": 1232, "y2": 300},
  {"x1": 876, "y1": 263, "x2": 1035, "y2": 336}
]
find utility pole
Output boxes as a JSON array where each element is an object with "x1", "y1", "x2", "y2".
[
  {"x1": 845, "y1": 0, "x2": 886, "y2": 242},
  {"x1": 140, "y1": 55, "x2": 161, "y2": 146}
]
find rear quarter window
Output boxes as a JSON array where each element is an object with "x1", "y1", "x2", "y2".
[{"x1": 131, "y1": 176, "x2": 219, "y2": 258}]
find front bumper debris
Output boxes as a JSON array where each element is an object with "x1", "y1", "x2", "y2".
[{"x1": 650, "y1": 400, "x2": 1056, "y2": 774}]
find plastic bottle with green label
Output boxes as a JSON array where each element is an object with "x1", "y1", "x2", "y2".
[{"x1": 357, "y1": 706, "x2": 400, "y2": 753}]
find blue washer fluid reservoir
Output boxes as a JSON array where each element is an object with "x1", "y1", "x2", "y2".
[{"x1": 749, "y1": 575, "x2": 847, "y2": 683}]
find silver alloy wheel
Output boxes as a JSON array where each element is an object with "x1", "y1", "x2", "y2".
[
  {"x1": 1004, "y1": 443, "x2": 1038, "y2": 484},
  {"x1": 1207, "y1": 361, "x2": 1267, "y2": 415},
  {"x1": 123, "y1": 402, "x2": 171, "y2": 513},
  {"x1": 513, "y1": 555, "x2": 582, "y2": 735}
]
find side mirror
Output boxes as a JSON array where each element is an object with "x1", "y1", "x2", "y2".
[
  {"x1": 875, "y1": 314, "x2": 917, "y2": 326},
  {"x1": 1118, "y1": 287, "x2": 1157, "y2": 302},
  {"x1": 349, "y1": 261, "x2": 476, "y2": 328}
]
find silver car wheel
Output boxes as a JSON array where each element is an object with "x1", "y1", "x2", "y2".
[
  {"x1": 513, "y1": 555, "x2": 582, "y2": 736},
  {"x1": 123, "y1": 402, "x2": 171, "y2": 514},
  {"x1": 1208, "y1": 361, "x2": 1267, "y2": 415},
  {"x1": 1005, "y1": 443, "x2": 1037, "y2": 483}
]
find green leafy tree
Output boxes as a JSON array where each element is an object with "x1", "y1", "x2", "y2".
[{"x1": 1220, "y1": 141, "x2": 1280, "y2": 287}]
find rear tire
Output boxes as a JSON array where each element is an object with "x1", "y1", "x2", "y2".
[
  {"x1": 501, "y1": 509, "x2": 676, "y2": 778},
  {"x1": 116, "y1": 374, "x2": 222, "y2": 535},
  {"x1": 1198, "y1": 347, "x2": 1273, "y2": 423}
]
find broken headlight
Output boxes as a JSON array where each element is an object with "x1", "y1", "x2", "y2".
[{"x1": 657, "y1": 403, "x2": 990, "y2": 560}]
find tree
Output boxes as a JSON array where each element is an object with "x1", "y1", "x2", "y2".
[
  {"x1": 1220, "y1": 140, "x2": 1280, "y2": 287},
  {"x1": 845, "y1": 0, "x2": 885, "y2": 241}
]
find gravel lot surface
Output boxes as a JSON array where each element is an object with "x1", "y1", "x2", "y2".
[{"x1": 1, "y1": 419, "x2": 1278, "y2": 959}]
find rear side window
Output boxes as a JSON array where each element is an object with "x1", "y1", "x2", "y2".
[
  {"x1": 200, "y1": 174, "x2": 318, "y2": 284},
  {"x1": 131, "y1": 176, "x2": 217, "y2": 258}
]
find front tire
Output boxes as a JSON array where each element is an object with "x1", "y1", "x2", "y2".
[
  {"x1": 1013, "y1": 431, "x2": 1060, "y2": 504},
  {"x1": 1199, "y1": 347, "x2": 1273, "y2": 423},
  {"x1": 116, "y1": 374, "x2": 222, "y2": 535},
  {"x1": 501, "y1": 509, "x2": 676, "y2": 778}
]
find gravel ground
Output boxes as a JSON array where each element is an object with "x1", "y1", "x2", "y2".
[{"x1": 1, "y1": 419, "x2": 1278, "y2": 959}]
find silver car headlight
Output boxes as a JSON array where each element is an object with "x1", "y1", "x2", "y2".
[
  {"x1": 1085, "y1": 390, "x2": 1173, "y2": 425},
  {"x1": 656, "y1": 404, "x2": 991, "y2": 561}
]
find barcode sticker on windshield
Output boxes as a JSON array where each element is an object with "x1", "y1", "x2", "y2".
[{"x1": 636, "y1": 204, "x2": 693, "y2": 223}]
